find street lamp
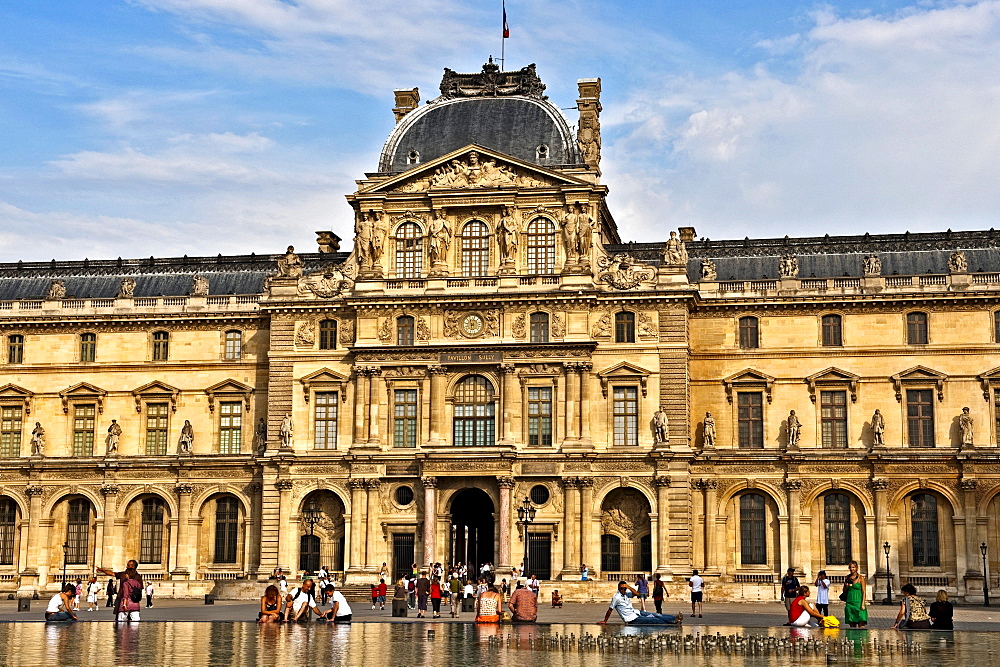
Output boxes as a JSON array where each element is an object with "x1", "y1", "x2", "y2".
[
  {"x1": 301, "y1": 500, "x2": 322, "y2": 573},
  {"x1": 516, "y1": 497, "x2": 537, "y2": 580},
  {"x1": 61, "y1": 542, "x2": 69, "y2": 584},
  {"x1": 982, "y1": 542, "x2": 990, "y2": 608},
  {"x1": 882, "y1": 541, "x2": 893, "y2": 605}
]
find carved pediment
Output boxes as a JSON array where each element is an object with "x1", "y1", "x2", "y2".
[
  {"x1": 805, "y1": 367, "x2": 861, "y2": 403},
  {"x1": 362, "y1": 145, "x2": 588, "y2": 194},
  {"x1": 597, "y1": 362, "x2": 652, "y2": 397},
  {"x1": 204, "y1": 379, "x2": 254, "y2": 412},
  {"x1": 132, "y1": 381, "x2": 181, "y2": 412},
  {"x1": 890, "y1": 366, "x2": 947, "y2": 402},
  {"x1": 300, "y1": 368, "x2": 349, "y2": 402},
  {"x1": 59, "y1": 382, "x2": 107, "y2": 413},
  {"x1": 0, "y1": 384, "x2": 33, "y2": 413},
  {"x1": 722, "y1": 369, "x2": 775, "y2": 403},
  {"x1": 978, "y1": 367, "x2": 1000, "y2": 400}
]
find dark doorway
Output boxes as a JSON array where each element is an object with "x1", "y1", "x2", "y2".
[
  {"x1": 392, "y1": 533, "x2": 415, "y2": 581},
  {"x1": 450, "y1": 488, "x2": 495, "y2": 571},
  {"x1": 527, "y1": 533, "x2": 552, "y2": 579},
  {"x1": 601, "y1": 534, "x2": 621, "y2": 572},
  {"x1": 299, "y1": 534, "x2": 320, "y2": 573}
]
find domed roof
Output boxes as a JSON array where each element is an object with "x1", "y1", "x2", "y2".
[{"x1": 379, "y1": 61, "x2": 578, "y2": 173}]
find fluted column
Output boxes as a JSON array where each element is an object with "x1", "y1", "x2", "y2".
[
  {"x1": 427, "y1": 366, "x2": 448, "y2": 446},
  {"x1": 579, "y1": 477, "x2": 595, "y2": 572},
  {"x1": 18, "y1": 485, "x2": 45, "y2": 593},
  {"x1": 347, "y1": 479, "x2": 366, "y2": 572},
  {"x1": 498, "y1": 477, "x2": 515, "y2": 569},
  {"x1": 654, "y1": 477, "x2": 671, "y2": 572},
  {"x1": 871, "y1": 479, "x2": 889, "y2": 573},
  {"x1": 784, "y1": 479, "x2": 802, "y2": 573},
  {"x1": 276, "y1": 479, "x2": 294, "y2": 572},
  {"x1": 563, "y1": 363, "x2": 580, "y2": 442},
  {"x1": 353, "y1": 369, "x2": 370, "y2": 445},
  {"x1": 561, "y1": 478, "x2": 579, "y2": 577},
  {"x1": 422, "y1": 477, "x2": 437, "y2": 566},
  {"x1": 578, "y1": 362, "x2": 593, "y2": 445},
  {"x1": 499, "y1": 364, "x2": 518, "y2": 444},
  {"x1": 703, "y1": 480, "x2": 718, "y2": 572},
  {"x1": 367, "y1": 369, "x2": 384, "y2": 444},
  {"x1": 365, "y1": 479, "x2": 381, "y2": 568},
  {"x1": 171, "y1": 483, "x2": 193, "y2": 578},
  {"x1": 961, "y1": 479, "x2": 981, "y2": 577}
]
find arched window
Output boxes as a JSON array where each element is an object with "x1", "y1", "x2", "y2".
[
  {"x1": 395, "y1": 222, "x2": 423, "y2": 278},
  {"x1": 140, "y1": 497, "x2": 165, "y2": 564},
  {"x1": 453, "y1": 375, "x2": 495, "y2": 447},
  {"x1": 461, "y1": 221, "x2": 489, "y2": 276},
  {"x1": 821, "y1": 314, "x2": 842, "y2": 347},
  {"x1": 824, "y1": 493, "x2": 852, "y2": 565},
  {"x1": 615, "y1": 311, "x2": 635, "y2": 343},
  {"x1": 224, "y1": 330, "x2": 242, "y2": 360},
  {"x1": 529, "y1": 312, "x2": 549, "y2": 343},
  {"x1": 214, "y1": 497, "x2": 239, "y2": 564},
  {"x1": 80, "y1": 333, "x2": 96, "y2": 362},
  {"x1": 66, "y1": 498, "x2": 92, "y2": 565},
  {"x1": 7, "y1": 334, "x2": 23, "y2": 364},
  {"x1": 739, "y1": 316, "x2": 759, "y2": 349},
  {"x1": 739, "y1": 493, "x2": 767, "y2": 565},
  {"x1": 911, "y1": 494, "x2": 940, "y2": 567},
  {"x1": 907, "y1": 312, "x2": 928, "y2": 344},
  {"x1": 397, "y1": 315, "x2": 415, "y2": 346},
  {"x1": 601, "y1": 534, "x2": 621, "y2": 572},
  {"x1": 152, "y1": 330, "x2": 169, "y2": 361},
  {"x1": 319, "y1": 320, "x2": 337, "y2": 350},
  {"x1": 0, "y1": 498, "x2": 16, "y2": 566},
  {"x1": 525, "y1": 218, "x2": 555, "y2": 274}
]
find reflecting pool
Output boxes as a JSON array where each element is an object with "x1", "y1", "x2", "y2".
[{"x1": 0, "y1": 622, "x2": 994, "y2": 666}]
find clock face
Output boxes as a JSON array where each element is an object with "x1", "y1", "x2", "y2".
[{"x1": 462, "y1": 314, "x2": 485, "y2": 337}]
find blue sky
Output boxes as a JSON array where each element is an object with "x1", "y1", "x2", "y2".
[{"x1": 1, "y1": 0, "x2": 999, "y2": 261}]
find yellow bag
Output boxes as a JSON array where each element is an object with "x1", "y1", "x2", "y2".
[{"x1": 822, "y1": 616, "x2": 840, "y2": 627}]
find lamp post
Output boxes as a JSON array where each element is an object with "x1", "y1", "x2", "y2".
[
  {"x1": 301, "y1": 500, "x2": 322, "y2": 573},
  {"x1": 516, "y1": 497, "x2": 536, "y2": 580},
  {"x1": 982, "y1": 542, "x2": 991, "y2": 608},
  {"x1": 882, "y1": 541, "x2": 893, "y2": 605},
  {"x1": 61, "y1": 542, "x2": 69, "y2": 584}
]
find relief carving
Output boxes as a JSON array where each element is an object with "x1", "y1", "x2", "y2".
[{"x1": 596, "y1": 254, "x2": 655, "y2": 290}]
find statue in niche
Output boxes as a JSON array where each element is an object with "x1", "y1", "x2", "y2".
[
  {"x1": 497, "y1": 206, "x2": 519, "y2": 265},
  {"x1": 560, "y1": 206, "x2": 580, "y2": 263},
  {"x1": 573, "y1": 203, "x2": 594, "y2": 263},
  {"x1": 371, "y1": 212, "x2": 388, "y2": 265},
  {"x1": 279, "y1": 414, "x2": 293, "y2": 449},
  {"x1": 46, "y1": 280, "x2": 66, "y2": 300},
  {"x1": 779, "y1": 254, "x2": 799, "y2": 278},
  {"x1": 871, "y1": 409, "x2": 885, "y2": 446},
  {"x1": 354, "y1": 211, "x2": 374, "y2": 267},
  {"x1": 577, "y1": 114, "x2": 601, "y2": 164},
  {"x1": 105, "y1": 419, "x2": 122, "y2": 456},
  {"x1": 959, "y1": 407, "x2": 974, "y2": 446},
  {"x1": 663, "y1": 231, "x2": 688, "y2": 266},
  {"x1": 863, "y1": 254, "x2": 882, "y2": 276},
  {"x1": 190, "y1": 275, "x2": 209, "y2": 296},
  {"x1": 703, "y1": 412, "x2": 716, "y2": 448},
  {"x1": 949, "y1": 250, "x2": 968, "y2": 273},
  {"x1": 653, "y1": 406, "x2": 669, "y2": 443},
  {"x1": 428, "y1": 210, "x2": 452, "y2": 266},
  {"x1": 30, "y1": 422, "x2": 45, "y2": 456},
  {"x1": 253, "y1": 417, "x2": 267, "y2": 455},
  {"x1": 178, "y1": 419, "x2": 194, "y2": 454},
  {"x1": 700, "y1": 259, "x2": 717, "y2": 281},
  {"x1": 276, "y1": 246, "x2": 304, "y2": 278},
  {"x1": 117, "y1": 277, "x2": 136, "y2": 298},
  {"x1": 786, "y1": 410, "x2": 801, "y2": 447}
]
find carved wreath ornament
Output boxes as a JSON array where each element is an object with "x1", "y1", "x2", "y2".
[{"x1": 597, "y1": 254, "x2": 655, "y2": 290}]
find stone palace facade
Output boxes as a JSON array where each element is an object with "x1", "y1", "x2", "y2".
[{"x1": 2, "y1": 61, "x2": 1000, "y2": 600}]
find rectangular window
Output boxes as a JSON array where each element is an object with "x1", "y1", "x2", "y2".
[
  {"x1": 528, "y1": 387, "x2": 553, "y2": 447},
  {"x1": 820, "y1": 391, "x2": 848, "y2": 448},
  {"x1": 139, "y1": 499, "x2": 164, "y2": 564},
  {"x1": 907, "y1": 312, "x2": 928, "y2": 344},
  {"x1": 66, "y1": 499, "x2": 90, "y2": 565},
  {"x1": 906, "y1": 389, "x2": 935, "y2": 447},
  {"x1": 7, "y1": 335, "x2": 23, "y2": 364},
  {"x1": 0, "y1": 501, "x2": 16, "y2": 565},
  {"x1": 0, "y1": 406, "x2": 22, "y2": 457},
  {"x1": 315, "y1": 392, "x2": 339, "y2": 449},
  {"x1": 72, "y1": 404, "x2": 96, "y2": 456},
  {"x1": 995, "y1": 389, "x2": 1000, "y2": 445},
  {"x1": 224, "y1": 330, "x2": 242, "y2": 360},
  {"x1": 80, "y1": 333, "x2": 96, "y2": 362},
  {"x1": 612, "y1": 386, "x2": 638, "y2": 446},
  {"x1": 145, "y1": 402, "x2": 169, "y2": 455},
  {"x1": 219, "y1": 401, "x2": 242, "y2": 454},
  {"x1": 821, "y1": 315, "x2": 842, "y2": 346},
  {"x1": 738, "y1": 317, "x2": 759, "y2": 349},
  {"x1": 737, "y1": 392, "x2": 764, "y2": 448},
  {"x1": 393, "y1": 389, "x2": 418, "y2": 448},
  {"x1": 152, "y1": 331, "x2": 169, "y2": 361},
  {"x1": 740, "y1": 494, "x2": 767, "y2": 565}
]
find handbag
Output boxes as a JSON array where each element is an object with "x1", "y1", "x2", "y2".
[{"x1": 839, "y1": 590, "x2": 849, "y2": 602}]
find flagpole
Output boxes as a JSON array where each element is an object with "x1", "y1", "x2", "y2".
[{"x1": 501, "y1": 0, "x2": 506, "y2": 70}]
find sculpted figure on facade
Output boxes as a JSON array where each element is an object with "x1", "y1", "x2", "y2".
[
  {"x1": 189, "y1": 274, "x2": 209, "y2": 296},
  {"x1": 703, "y1": 412, "x2": 716, "y2": 448},
  {"x1": 279, "y1": 414, "x2": 294, "y2": 449},
  {"x1": 700, "y1": 259, "x2": 717, "y2": 280},
  {"x1": 596, "y1": 254, "x2": 655, "y2": 290},
  {"x1": 663, "y1": 231, "x2": 688, "y2": 266},
  {"x1": 276, "y1": 246, "x2": 304, "y2": 278},
  {"x1": 863, "y1": 254, "x2": 882, "y2": 276},
  {"x1": 949, "y1": 249, "x2": 968, "y2": 273},
  {"x1": 574, "y1": 203, "x2": 594, "y2": 264},
  {"x1": 46, "y1": 279, "x2": 66, "y2": 300},
  {"x1": 428, "y1": 209, "x2": 452, "y2": 267},
  {"x1": 253, "y1": 417, "x2": 267, "y2": 455},
  {"x1": 117, "y1": 277, "x2": 136, "y2": 298},
  {"x1": 779, "y1": 254, "x2": 799, "y2": 278},
  {"x1": 560, "y1": 206, "x2": 580, "y2": 264},
  {"x1": 653, "y1": 406, "x2": 669, "y2": 443},
  {"x1": 497, "y1": 206, "x2": 519, "y2": 270},
  {"x1": 786, "y1": 410, "x2": 801, "y2": 447},
  {"x1": 298, "y1": 263, "x2": 354, "y2": 299},
  {"x1": 959, "y1": 407, "x2": 974, "y2": 446},
  {"x1": 30, "y1": 422, "x2": 45, "y2": 456},
  {"x1": 354, "y1": 212, "x2": 374, "y2": 267},
  {"x1": 178, "y1": 419, "x2": 194, "y2": 454},
  {"x1": 577, "y1": 114, "x2": 601, "y2": 165},
  {"x1": 105, "y1": 419, "x2": 122, "y2": 455},
  {"x1": 871, "y1": 409, "x2": 885, "y2": 445}
]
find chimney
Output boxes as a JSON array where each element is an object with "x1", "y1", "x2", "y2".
[
  {"x1": 679, "y1": 227, "x2": 697, "y2": 242},
  {"x1": 576, "y1": 78, "x2": 602, "y2": 173},
  {"x1": 392, "y1": 88, "x2": 420, "y2": 123},
  {"x1": 315, "y1": 231, "x2": 341, "y2": 254}
]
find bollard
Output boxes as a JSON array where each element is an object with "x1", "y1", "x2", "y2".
[
  {"x1": 17, "y1": 598, "x2": 30, "y2": 612},
  {"x1": 204, "y1": 594, "x2": 215, "y2": 605}
]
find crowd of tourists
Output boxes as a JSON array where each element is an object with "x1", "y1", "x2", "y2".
[{"x1": 44, "y1": 559, "x2": 147, "y2": 623}]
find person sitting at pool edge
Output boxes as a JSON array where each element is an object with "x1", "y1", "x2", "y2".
[
  {"x1": 321, "y1": 582, "x2": 353, "y2": 623},
  {"x1": 44, "y1": 584, "x2": 79, "y2": 622},
  {"x1": 599, "y1": 581, "x2": 682, "y2": 626},
  {"x1": 786, "y1": 586, "x2": 825, "y2": 627}
]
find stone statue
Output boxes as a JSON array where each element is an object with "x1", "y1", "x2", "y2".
[
  {"x1": 779, "y1": 254, "x2": 799, "y2": 278},
  {"x1": 703, "y1": 412, "x2": 716, "y2": 448},
  {"x1": 190, "y1": 275, "x2": 209, "y2": 296},
  {"x1": 573, "y1": 203, "x2": 594, "y2": 263},
  {"x1": 871, "y1": 409, "x2": 885, "y2": 446},
  {"x1": 560, "y1": 207, "x2": 579, "y2": 262},
  {"x1": 663, "y1": 231, "x2": 688, "y2": 266},
  {"x1": 276, "y1": 246, "x2": 304, "y2": 278},
  {"x1": 355, "y1": 211, "x2": 374, "y2": 267},
  {"x1": 577, "y1": 114, "x2": 601, "y2": 165},
  {"x1": 105, "y1": 419, "x2": 122, "y2": 455},
  {"x1": 497, "y1": 206, "x2": 519, "y2": 265},
  {"x1": 653, "y1": 406, "x2": 669, "y2": 443},
  {"x1": 178, "y1": 419, "x2": 194, "y2": 454},
  {"x1": 786, "y1": 410, "x2": 801, "y2": 447},
  {"x1": 428, "y1": 210, "x2": 452, "y2": 265},
  {"x1": 279, "y1": 414, "x2": 293, "y2": 448},
  {"x1": 959, "y1": 407, "x2": 974, "y2": 446},
  {"x1": 863, "y1": 254, "x2": 882, "y2": 276},
  {"x1": 117, "y1": 277, "x2": 136, "y2": 298},
  {"x1": 700, "y1": 259, "x2": 717, "y2": 280},
  {"x1": 949, "y1": 250, "x2": 968, "y2": 273},
  {"x1": 253, "y1": 417, "x2": 267, "y2": 455},
  {"x1": 371, "y1": 212, "x2": 388, "y2": 265},
  {"x1": 46, "y1": 279, "x2": 66, "y2": 300},
  {"x1": 30, "y1": 422, "x2": 45, "y2": 456}
]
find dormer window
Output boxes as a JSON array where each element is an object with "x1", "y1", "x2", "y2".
[
  {"x1": 536, "y1": 144, "x2": 549, "y2": 160},
  {"x1": 407, "y1": 150, "x2": 420, "y2": 165}
]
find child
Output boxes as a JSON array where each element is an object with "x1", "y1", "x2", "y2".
[
  {"x1": 145, "y1": 581, "x2": 155, "y2": 608},
  {"x1": 551, "y1": 590, "x2": 563, "y2": 608},
  {"x1": 370, "y1": 584, "x2": 379, "y2": 610}
]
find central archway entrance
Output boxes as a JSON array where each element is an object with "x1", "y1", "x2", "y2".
[{"x1": 450, "y1": 488, "x2": 495, "y2": 570}]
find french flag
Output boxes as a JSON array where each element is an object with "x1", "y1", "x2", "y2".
[{"x1": 503, "y1": 2, "x2": 509, "y2": 38}]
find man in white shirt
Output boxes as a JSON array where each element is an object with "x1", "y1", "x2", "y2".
[
  {"x1": 689, "y1": 569, "x2": 705, "y2": 618},
  {"x1": 285, "y1": 579, "x2": 323, "y2": 621},
  {"x1": 599, "y1": 581, "x2": 681, "y2": 626},
  {"x1": 86, "y1": 577, "x2": 102, "y2": 612},
  {"x1": 527, "y1": 574, "x2": 540, "y2": 596},
  {"x1": 323, "y1": 584, "x2": 353, "y2": 623}
]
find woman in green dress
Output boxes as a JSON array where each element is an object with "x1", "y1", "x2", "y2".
[{"x1": 843, "y1": 560, "x2": 868, "y2": 627}]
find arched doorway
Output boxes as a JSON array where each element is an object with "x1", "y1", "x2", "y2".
[
  {"x1": 299, "y1": 490, "x2": 346, "y2": 574},
  {"x1": 450, "y1": 488, "x2": 495, "y2": 571},
  {"x1": 600, "y1": 488, "x2": 652, "y2": 575}
]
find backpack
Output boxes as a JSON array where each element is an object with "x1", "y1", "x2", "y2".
[
  {"x1": 128, "y1": 581, "x2": 143, "y2": 604},
  {"x1": 908, "y1": 596, "x2": 930, "y2": 622}
]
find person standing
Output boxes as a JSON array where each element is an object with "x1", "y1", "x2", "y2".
[
  {"x1": 780, "y1": 568, "x2": 800, "y2": 613},
  {"x1": 430, "y1": 576, "x2": 443, "y2": 618},
  {"x1": 688, "y1": 570, "x2": 704, "y2": 618},
  {"x1": 527, "y1": 574, "x2": 540, "y2": 597},
  {"x1": 635, "y1": 574, "x2": 649, "y2": 611},
  {"x1": 115, "y1": 569, "x2": 143, "y2": 622},
  {"x1": 406, "y1": 575, "x2": 416, "y2": 610},
  {"x1": 98, "y1": 559, "x2": 143, "y2": 618},
  {"x1": 842, "y1": 560, "x2": 868, "y2": 628},
  {"x1": 105, "y1": 577, "x2": 116, "y2": 608},
  {"x1": 599, "y1": 581, "x2": 681, "y2": 626},
  {"x1": 448, "y1": 572, "x2": 462, "y2": 617},
  {"x1": 507, "y1": 582, "x2": 538, "y2": 622},
  {"x1": 86, "y1": 576, "x2": 101, "y2": 612},
  {"x1": 278, "y1": 575, "x2": 288, "y2": 596},
  {"x1": 651, "y1": 573, "x2": 669, "y2": 614},
  {"x1": 415, "y1": 571, "x2": 431, "y2": 618},
  {"x1": 814, "y1": 570, "x2": 831, "y2": 616},
  {"x1": 74, "y1": 579, "x2": 83, "y2": 611},
  {"x1": 376, "y1": 579, "x2": 388, "y2": 610},
  {"x1": 145, "y1": 581, "x2": 155, "y2": 608},
  {"x1": 581, "y1": 564, "x2": 589, "y2": 581}
]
